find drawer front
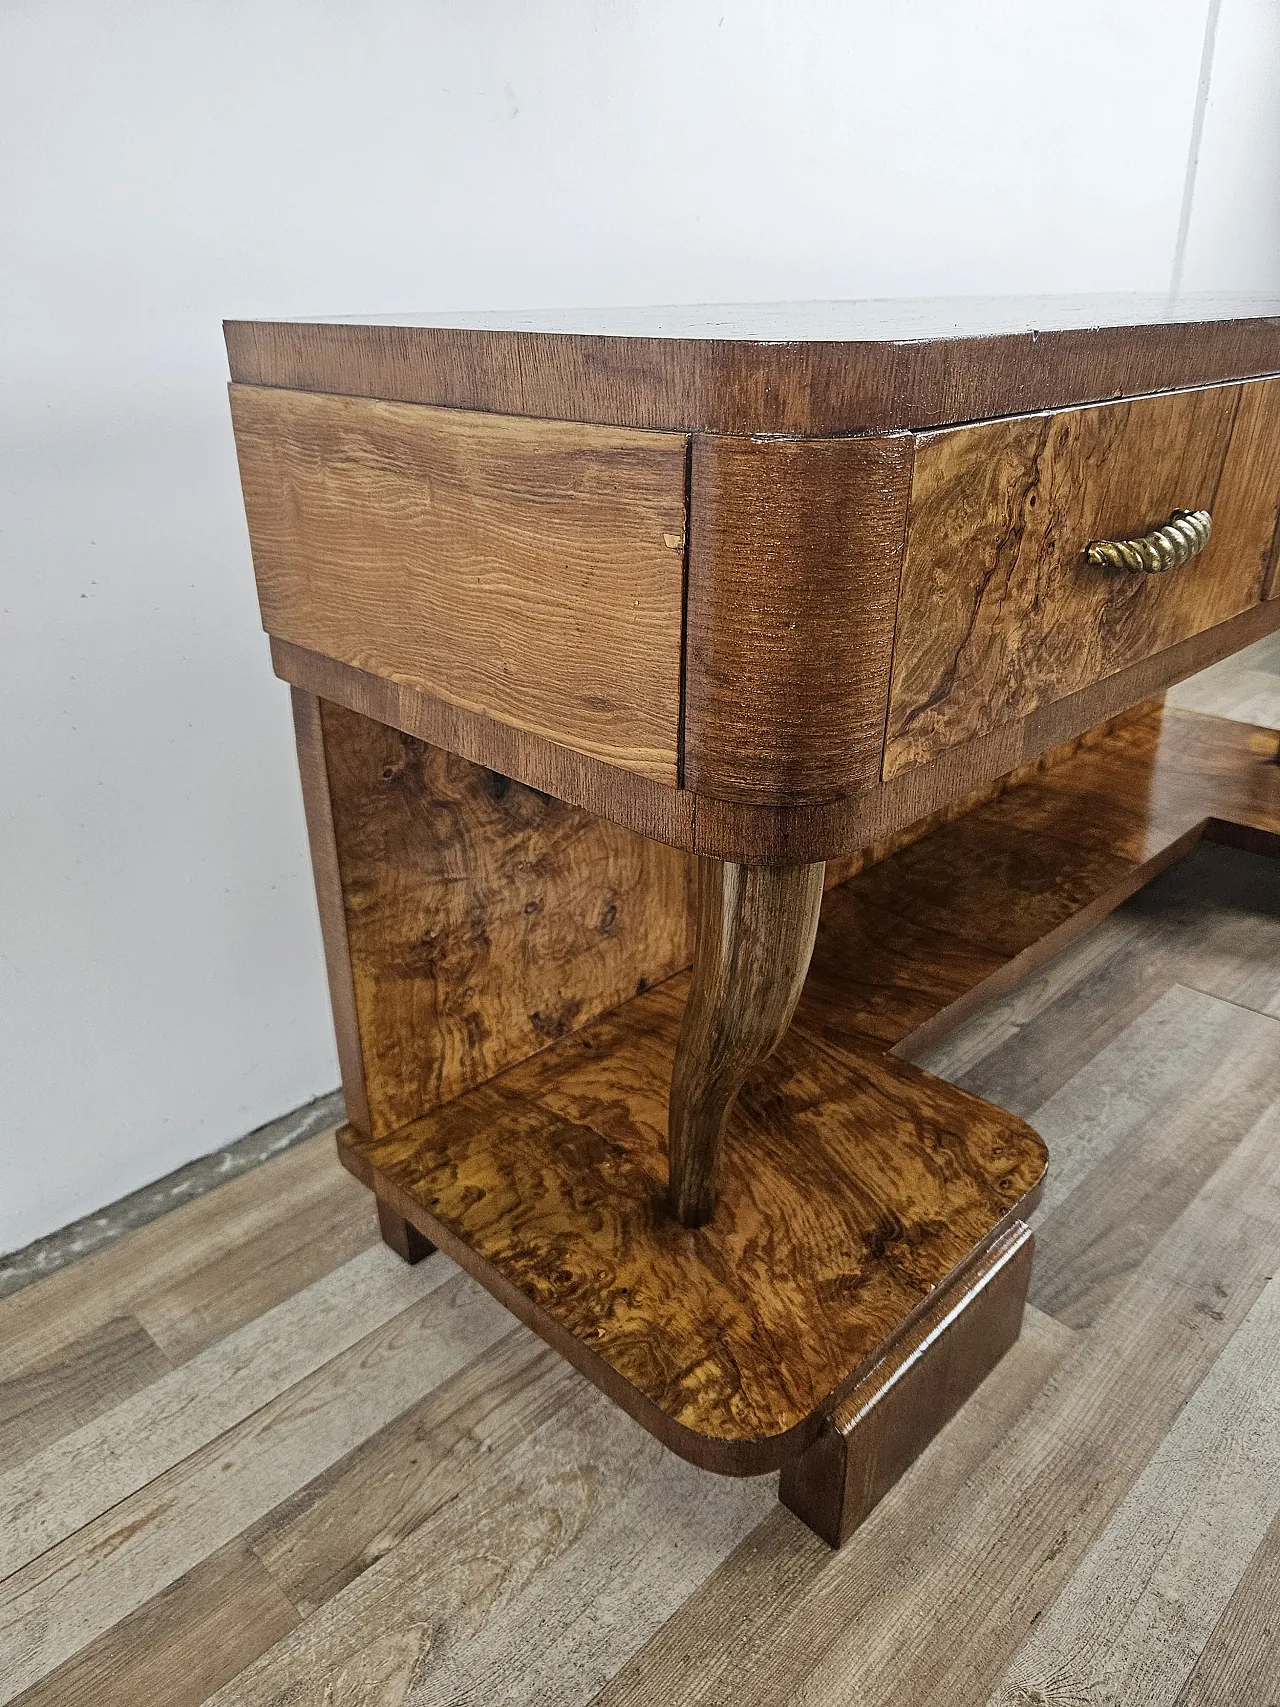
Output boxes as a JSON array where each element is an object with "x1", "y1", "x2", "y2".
[
  {"x1": 230, "y1": 385, "x2": 690, "y2": 784},
  {"x1": 884, "y1": 377, "x2": 1280, "y2": 778}
]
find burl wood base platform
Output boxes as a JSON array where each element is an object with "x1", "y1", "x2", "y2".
[{"x1": 335, "y1": 703, "x2": 1280, "y2": 1542}]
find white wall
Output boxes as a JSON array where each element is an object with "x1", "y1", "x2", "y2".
[{"x1": 2, "y1": 0, "x2": 1277, "y2": 1253}]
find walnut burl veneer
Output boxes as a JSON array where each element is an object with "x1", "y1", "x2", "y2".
[
  {"x1": 334, "y1": 703, "x2": 1279, "y2": 1476},
  {"x1": 338, "y1": 984, "x2": 1046, "y2": 1475}
]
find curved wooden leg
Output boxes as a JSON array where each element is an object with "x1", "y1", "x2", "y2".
[{"x1": 667, "y1": 858, "x2": 826, "y2": 1226}]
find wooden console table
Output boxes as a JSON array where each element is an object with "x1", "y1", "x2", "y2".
[{"x1": 226, "y1": 296, "x2": 1280, "y2": 1546}]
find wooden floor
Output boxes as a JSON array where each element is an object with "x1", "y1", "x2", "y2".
[{"x1": 3, "y1": 635, "x2": 1280, "y2": 1706}]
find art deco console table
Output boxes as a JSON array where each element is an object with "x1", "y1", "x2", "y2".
[{"x1": 226, "y1": 297, "x2": 1280, "y2": 1546}]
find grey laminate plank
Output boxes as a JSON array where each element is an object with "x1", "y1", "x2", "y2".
[
  {"x1": 989, "y1": 1268, "x2": 1280, "y2": 1705},
  {"x1": 0, "y1": 1314, "x2": 171, "y2": 1474},
  {"x1": 785, "y1": 1105, "x2": 1280, "y2": 1707},
  {"x1": 1167, "y1": 630, "x2": 1280, "y2": 728},
  {"x1": 248, "y1": 1329, "x2": 570, "y2": 1615},
  {"x1": 1029, "y1": 987, "x2": 1280, "y2": 1326},
  {"x1": 8, "y1": 1538, "x2": 299, "y2": 1707},
  {"x1": 0, "y1": 1093, "x2": 344, "y2": 1303},
  {"x1": 0, "y1": 1269, "x2": 512, "y2": 1702},
  {"x1": 593, "y1": 1305, "x2": 1077, "y2": 1707},
  {"x1": 911, "y1": 843, "x2": 1280, "y2": 1115},
  {"x1": 589, "y1": 1000, "x2": 1280, "y2": 1707},
  {"x1": 133, "y1": 1167, "x2": 376, "y2": 1362},
  {"x1": 1174, "y1": 1504, "x2": 1280, "y2": 1706},
  {"x1": 0, "y1": 1243, "x2": 452, "y2": 1582},
  {"x1": 205, "y1": 1381, "x2": 777, "y2": 1707},
  {"x1": 0, "y1": 1132, "x2": 354, "y2": 1382}
]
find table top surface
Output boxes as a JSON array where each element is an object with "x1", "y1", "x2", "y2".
[
  {"x1": 260, "y1": 292, "x2": 1280, "y2": 344},
  {"x1": 225, "y1": 291, "x2": 1280, "y2": 436}
]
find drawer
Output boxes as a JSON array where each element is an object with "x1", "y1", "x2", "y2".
[
  {"x1": 883, "y1": 377, "x2": 1280, "y2": 778},
  {"x1": 229, "y1": 385, "x2": 690, "y2": 784}
]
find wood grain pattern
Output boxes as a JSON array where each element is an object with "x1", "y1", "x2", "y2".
[
  {"x1": 129, "y1": 1159, "x2": 376, "y2": 1364},
  {"x1": 799, "y1": 707, "x2": 1280, "y2": 1071},
  {"x1": 0, "y1": 1270, "x2": 512, "y2": 1703},
  {"x1": 308, "y1": 696, "x2": 693, "y2": 1140},
  {"x1": 13, "y1": 748, "x2": 1280, "y2": 1700},
  {"x1": 224, "y1": 297, "x2": 1280, "y2": 436},
  {"x1": 230, "y1": 384, "x2": 689, "y2": 781},
  {"x1": 335, "y1": 704, "x2": 1277, "y2": 1476},
  {"x1": 778, "y1": 1221, "x2": 1032, "y2": 1547},
  {"x1": 884, "y1": 380, "x2": 1279, "y2": 776},
  {"x1": 0, "y1": 1244, "x2": 449, "y2": 1584},
  {"x1": 244, "y1": 1328, "x2": 568, "y2": 1615},
  {"x1": 0, "y1": 1132, "x2": 353, "y2": 1386},
  {"x1": 290, "y1": 689, "x2": 371, "y2": 1133},
  {"x1": 11, "y1": 762, "x2": 1280, "y2": 1698},
  {"x1": 696, "y1": 598, "x2": 1280, "y2": 862},
  {"x1": 276, "y1": 596, "x2": 1280, "y2": 865},
  {"x1": 989, "y1": 1261, "x2": 1280, "y2": 1706},
  {"x1": 822, "y1": 707, "x2": 1151, "y2": 890},
  {"x1": 683, "y1": 432, "x2": 912, "y2": 804},
  {"x1": 274, "y1": 637, "x2": 696, "y2": 849},
  {"x1": 0, "y1": 1316, "x2": 170, "y2": 1475},
  {"x1": 7, "y1": 1539, "x2": 299, "y2": 1707},
  {"x1": 668, "y1": 859, "x2": 825, "y2": 1225},
  {"x1": 1203, "y1": 372, "x2": 1280, "y2": 608},
  {"x1": 1175, "y1": 1504, "x2": 1280, "y2": 1705},
  {"x1": 207, "y1": 1378, "x2": 775, "y2": 1707},
  {"x1": 1026, "y1": 987, "x2": 1280, "y2": 1336},
  {"x1": 596, "y1": 1306, "x2": 1078, "y2": 1707},
  {"x1": 338, "y1": 980, "x2": 1046, "y2": 1474}
]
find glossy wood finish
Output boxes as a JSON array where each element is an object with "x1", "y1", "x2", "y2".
[
  {"x1": 225, "y1": 293, "x2": 1280, "y2": 435},
  {"x1": 667, "y1": 859, "x2": 825, "y2": 1226},
  {"x1": 337, "y1": 991, "x2": 1045, "y2": 1474},
  {"x1": 778, "y1": 1221, "x2": 1034, "y2": 1547},
  {"x1": 885, "y1": 378, "x2": 1280, "y2": 776},
  {"x1": 230, "y1": 384, "x2": 689, "y2": 782},
  {"x1": 292, "y1": 694, "x2": 694, "y2": 1142},
  {"x1": 800, "y1": 706, "x2": 1280, "y2": 1065},
  {"x1": 337, "y1": 703, "x2": 1279, "y2": 1477},
  {"x1": 683, "y1": 433, "x2": 911, "y2": 804}
]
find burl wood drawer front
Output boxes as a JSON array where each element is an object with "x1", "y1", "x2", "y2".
[
  {"x1": 884, "y1": 377, "x2": 1280, "y2": 778},
  {"x1": 229, "y1": 385, "x2": 689, "y2": 784}
]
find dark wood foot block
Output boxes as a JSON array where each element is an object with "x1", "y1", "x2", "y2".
[
  {"x1": 779, "y1": 1220, "x2": 1034, "y2": 1547},
  {"x1": 375, "y1": 1195, "x2": 436, "y2": 1264}
]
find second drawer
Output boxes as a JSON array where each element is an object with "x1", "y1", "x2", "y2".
[{"x1": 884, "y1": 376, "x2": 1280, "y2": 778}]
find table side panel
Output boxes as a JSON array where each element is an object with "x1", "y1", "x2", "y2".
[
  {"x1": 314, "y1": 699, "x2": 694, "y2": 1139},
  {"x1": 229, "y1": 384, "x2": 690, "y2": 784},
  {"x1": 884, "y1": 377, "x2": 1280, "y2": 778},
  {"x1": 683, "y1": 432, "x2": 914, "y2": 805}
]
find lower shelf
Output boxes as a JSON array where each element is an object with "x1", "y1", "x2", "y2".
[{"x1": 338, "y1": 704, "x2": 1280, "y2": 1482}]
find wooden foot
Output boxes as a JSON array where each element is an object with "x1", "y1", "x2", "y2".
[
  {"x1": 667, "y1": 857, "x2": 826, "y2": 1226},
  {"x1": 375, "y1": 1195, "x2": 436, "y2": 1264},
  {"x1": 779, "y1": 1222, "x2": 1034, "y2": 1547}
]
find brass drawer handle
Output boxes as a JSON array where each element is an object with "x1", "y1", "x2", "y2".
[{"x1": 1084, "y1": 508, "x2": 1212, "y2": 574}]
